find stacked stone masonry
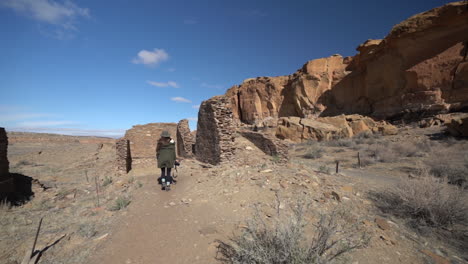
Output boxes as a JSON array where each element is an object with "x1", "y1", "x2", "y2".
[
  {"x1": 195, "y1": 96, "x2": 236, "y2": 165},
  {"x1": 240, "y1": 130, "x2": 289, "y2": 163},
  {"x1": 116, "y1": 139, "x2": 131, "y2": 173},
  {"x1": 176, "y1": 119, "x2": 195, "y2": 158},
  {"x1": 124, "y1": 123, "x2": 177, "y2": 167}
]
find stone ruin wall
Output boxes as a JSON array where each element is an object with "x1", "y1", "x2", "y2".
[
  {"x1": 176, "y1": 119, "x2": 195, "y2": 158},
  {"x1": 195, "y1": 96, "x2": 236, "y2": 165},
  {"x1": 240, "y1": 130, "x2": 289, "y2": 163},
  {"x1": 0, "y1": 127, "x2": 11, "y2": 196},
  {"x1": 116, "y1": 139, "x2": 131, "y2": 173},
  {"x1": 122, "y1": 123, "x2": 177, "y2": 168}
]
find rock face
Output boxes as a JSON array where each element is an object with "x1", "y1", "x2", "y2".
[
  {"x1": 225, "y1": 2, "x2": 468, "y2": 124},
  {"x1": 116, "y1": 139, "x2": 131, "y2": 173},
  {"x1": 176, "y1": 119, "x2": 195, "y2": 158},
  {"x1": 276, "y1": 115, "x2": 397, "y2": 142},
  {"x1": 7, "y1": 132, "x2": 115, "y2": 144},
  {"x1": 240, "y1": 131, "x2": 289, "y2": 163},
  {"x1": 123, "y1": 123, "x2": 177, "y2": 167},
  {"x1": 195, "y1": 96, "x2": 236, "y2": 165}
]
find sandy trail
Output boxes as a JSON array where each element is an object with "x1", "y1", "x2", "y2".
[{"x1": 89, "y1": 170, "x2": 229, "y2": 264}]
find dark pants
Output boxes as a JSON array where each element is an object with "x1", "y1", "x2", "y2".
[{"x1": 159, "y1": 168, "x2": 173, "y2": 184}]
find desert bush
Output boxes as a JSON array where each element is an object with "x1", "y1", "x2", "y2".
[
  {"x1": 216, "y1": 201, "x2": 369, "y2": 264},
  {"x1": 319, "y1": 165, "x2": 330, "y2": 174},
  {"x1": 78, "y1": 224, "x2": 97, "y2": 238},
  {"x1": 371, "y1": 174, "x2": 468, "y2": 227},
  {"x1": 368, "y1": 146, "x2": 398, "y2": 163},
  {"x1": 303, "y1": 147, "x2": 324, "y2": 159},
  {"x1": 102, "y1": 176, "x2": 113, "y2": 187},
  {"x1": 325, "y1": 139, "x2": 356, "y2": 148},
  {"x1": 424, "y1": 150, "x2": 468, "y2": 187},
  {"x1": 392, "y1": 142, "x2": 424, "y2": 157},
  {"x1": 353, "y1": 132, "x2": 381, "y2": 145},
  {"x1": 109, "y1": 196, "x2": 131, "y2": 211},
  {"x1": 136, "y1": 181, "x2": 143, "y2": 188}
]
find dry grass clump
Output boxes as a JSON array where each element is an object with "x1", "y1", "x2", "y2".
[
  {"x1": 367, "y1": 145, "x2": 398, "y2": 163},
  {"x1": 217, "y1": 200, "x2": 369, "y2": 264},
  {"x1": 424, "y1": 148, "x2": 468, "y2": 187},
  {"x1": 325, "y1": 139, "x2": 356, "y2": 148},
  {"x1": 108, "y1": 196, "x2": 131, "y2": 211},
  {"x1": 371, "y1": 173, "x2": 467, "y2": 228}
]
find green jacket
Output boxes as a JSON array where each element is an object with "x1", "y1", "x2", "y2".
[{"x1": 157, "y1": 139, "x2": 176, "y2": 168}]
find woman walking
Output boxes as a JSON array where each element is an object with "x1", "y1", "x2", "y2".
[{"x1": 156, "y1": 131, "x2": 177, "y2": 190}]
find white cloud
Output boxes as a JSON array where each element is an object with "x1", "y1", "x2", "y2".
[
  {"x1": 1, "y1": 0, "x2": 90, "y2": 38},
  {"x1": 132, "y1": 48, "x2": 169, "y2": 66},
  {"x1": 17, "y1": 120, "x2": 78, "y2": 127},
  {"x1": 187, "y1": 117, "x2": 198, "y2": 121},
  {"x1": 171, "y1": 97, "x2": 191, "y2": 103},
  {"x1": 201, "y1": 82, "x2": 224, "y2": 90},
  {"x1": 192, "y1": 104, "x2": 200, "y2": 109},
  {"x1": 147, "y1": 80, "x2": 179, "y2": 88},
  {"x1": 167, "y1": 68, "x2": 176, "y2": 72}
]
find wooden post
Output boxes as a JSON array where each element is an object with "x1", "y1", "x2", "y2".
[
  {"x1": 358, "y1": 152, "x2": 361, "y2": 168},
  {"x1": 31, "y1": 217, "x2": 43, "y2": 257},
  {"x1": 335, "y1": 160, "x2": 339, "y2": 174},
  {"x1": 94, "y1": 176, "x2": 100, "y2": 207}
]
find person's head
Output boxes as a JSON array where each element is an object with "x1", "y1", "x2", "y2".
[{"x1": 161, "y1": 131, "x2": 171, "y2": 138}]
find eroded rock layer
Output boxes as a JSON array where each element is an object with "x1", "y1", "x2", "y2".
[{"x1": 225, "y1": 2, "x2": 468, "y2": 125}]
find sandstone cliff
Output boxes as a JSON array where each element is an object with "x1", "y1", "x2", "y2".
[{"x1": 226, "y1": 1, "x2": 468, "y2": 125}]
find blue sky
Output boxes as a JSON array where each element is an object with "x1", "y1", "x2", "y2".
[{"x1": 0, "y1": 0, "x2": 452, "y2": 137}]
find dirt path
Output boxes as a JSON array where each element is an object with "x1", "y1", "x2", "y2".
[{"x1": 88, "y1": 167, "x2": 236, "y2": 264}]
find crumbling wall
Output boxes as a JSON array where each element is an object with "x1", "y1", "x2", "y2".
[
  {"x1": 0, "y1": 127, "x2": 12, "y2": 197},
  {"x1": 240, "y1": 130, "x2": 289, "y2": 163},
  {"x1": 195, "y1": 96, "x2": 236, "y2": 165},
  {"x1": 176, "y1": 119, "x2": 195, "y2": 158},
  {"x1": 124, "y1": 123, "x2": 177, "y2": 167},
  {"x1": 0, "y1": 128, "x2": 8, "y2": 176},
  {"x1": 116, "y1": 139, "x2": 131, "y2": 173}
]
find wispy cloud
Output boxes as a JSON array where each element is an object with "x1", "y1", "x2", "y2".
[
  {"x1": 192, "y1": 104, "x2": 200, "y2": 109},
  {"x1": 183, "y1": 18, "x2": 198, "y2": 25},
  {"x1": 17, "y1": 120, "x2": 78, "y2": 127},
  {"x1": 201, "y1": 82, "x2": 224, "y2": 90},
  {"x1": 132, "y1": 48, "x2": 169, "y2": 66},
  {"x1": 147, "y1": 80, "x2": 179, "y2": 88},
  {"x1": 0, "y1": 113, "x2": 55, "y2": 122},
  {"x1": 167, "y1": 68, "x2": 176, "y2": 72},
  {"x1": 7, "y1": 127, "x2": 125, "y2": 138},
  {"x1": 187, "y1": 117, "x2": 197, "y2": 121},
  {"x1": 1, "y1": 0, "x2": 90, "y2": 39},
  {"x1": 171, "y1": 97, "x2": 191, "y2": 103}
]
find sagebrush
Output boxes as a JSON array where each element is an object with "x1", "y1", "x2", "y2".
[{"x1": 217, "y1": 200, "x2": 368, "y2": 264}]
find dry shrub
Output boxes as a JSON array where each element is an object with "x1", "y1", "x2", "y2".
[
  {"x1": 353, "y1": 132, "x2": 381, "y2": 145},
  {"x1": 392, "y1": 142, "x2": 424, "y2": 157},
  {"x1": 424, "y1": 148, "x2": 468, "y2": 187},
  {"x1": 368, "y1": 145, "x2": 398, "y2": 163},
  {"x1": 303, "y1": 147, "x2": 324, "y2": 159},
  {"x1": 371, "y1": 174, "x2": 467, "y2": 227},
  {"x1": 217, "y1": 201, "x2": 369, "y2": 264},
  {"x1": 325, "y1": 139, "x2": 356, "y2": 148}
]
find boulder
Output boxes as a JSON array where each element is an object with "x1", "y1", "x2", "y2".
[{"x1": 446, "y1": 117, "x2": 468, "y2": 137}]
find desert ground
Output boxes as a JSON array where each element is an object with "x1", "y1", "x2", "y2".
[{"x1": 1, "y1": 124, "x2": 467, "y2": 264}]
